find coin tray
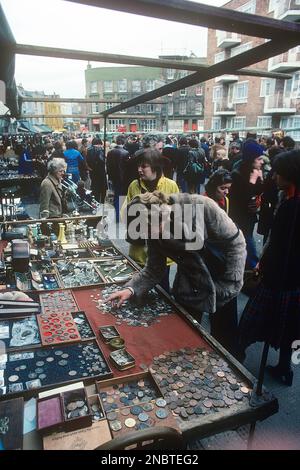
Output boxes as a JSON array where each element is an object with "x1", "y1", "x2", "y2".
[
  {"x1": 92, "y1": 259, "x2": 137, "y2": 284},
  {"x1": 96, "y1": 372, "x2": 163, "y2": 410},
  {"x1": 40, "y1": 290, "x2": 79, "y2": 315},
  {"x1": 72, "y1": 311, "x2": 95, "y2": 340},
  {"x1": 37, "y1": 311, "x2": 81, "y2": 346},
  {"x1": 55, "y1": 259, "x2": 105, "y2": 288},
  {"x1": 62, "y1": 388, "x2": 92, "y2": 429},
  {"x1": 99, "y1": 325, "x2": 120, "y2": 344},
  {"x1": 1, "y1": 340, "x2": 112, "y2": 398},
  {"x1": 109, "y1": 348, "x2": 135, "y2": 371},
  {"x1": 0, "y1": 314, "x2": 41, "y2": 351}
]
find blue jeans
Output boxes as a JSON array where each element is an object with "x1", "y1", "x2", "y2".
[{"x1": 244, "y1": 233, "x2": 259, "y2": 269}]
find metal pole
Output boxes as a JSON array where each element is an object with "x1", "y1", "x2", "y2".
[
  {"x1": 103, "y1": 115, "x2": 107, "y2": 158},
  {"x1": 247, "y1": 422, "x2": 256, "y2": 450},
  {"x1": 256, "y1": 342, "x2": 270, "y2": 396}
]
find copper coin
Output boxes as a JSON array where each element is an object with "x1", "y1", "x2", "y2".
[
  {"x1": 120, "y1": 408, "x2": 131, "y2": 416},
  {"x1": 234, "y1": 391, "x2": 244, "y2": 401},
  {"x1": 241, "y1": 386, "x2": 250, "y2": 394},
  {"x1": 110, "y1": 420, "x2": 122, "y2": 431},
  {"x1": 217, "y1": 371, "x2": 225, "y2": 378},
  {"x1": 203, "y1": 399, "x2": 213, "y2": 408}
]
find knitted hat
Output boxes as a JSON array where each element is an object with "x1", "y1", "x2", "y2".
[{"x1": 242, "y1": 141, "x2": 264, "y2": 162}]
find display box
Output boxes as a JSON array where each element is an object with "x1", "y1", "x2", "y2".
[
  {"x1": 72, "y1": 311, "x2": 95, "y2": 340},
  {"x1": 37, "y1": 387, "x2": 92, "y2": 434},
  {"x1": 55, "y1": 259, "x2": 106, "y2": 288},
  {"x1": 109, "y1": 348, "x2": 135, "y2": 371},
  {"x1": 87, "y1": 394, "x2": 105, "y2": 422},
  {"x1": 37, "y1": 311, "x2": 81, "y2": 346},
  {"x1": 0, "y1": 397, "x2": 24, "y2": 449},
  {"x1": 92, "y1": 258, "x2": 137, "y2": 284},
  {"x1": 40, "y1": 289, "x2": 79, "y2": 315},
  {"x1": 0, "y1": 314, "x2": 41, "y2": 351},
  {"x1": 99, "y1": 325, "x2": 120, "y2": 344}
]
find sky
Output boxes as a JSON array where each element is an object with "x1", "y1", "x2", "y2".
[{"x1": 1, "y1": 0, "x2": 225, "y2": 98}]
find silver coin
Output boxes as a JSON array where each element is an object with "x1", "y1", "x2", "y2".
[
  {"x1": 76, "y1": 400, "x2": 85, "y2": 408},
  {"x1": 155, "y1": 398, "x2": 167, "y2": 408},
  {"x1": 143, "y1": 403, "x2": 154, "y2": 412},
  {"x1": 110, "y1": 420, "x2": 122, "y2": 431},
  {"x1": 46, "y1": 357, "x2": 54, "y2": 363},
  {"x1": 138, "y1": 412, "x2": 149, "y2": 422},
  {"x1": 68, "y1": 370, "x2": 77, "y2": 376},
  {"x1": 61, "y1": 354, "x2": 69, "y2": 359},
  {"x1": 58, "y1": 360, "x2": 68, "y2": 366},
  {"x1": 36, "y1": 361, "x2": 45, "y2": 367},
  {"x1": 19, "y1": 365, "x2": 27, "y2": 370},
  {"x1": 54, "y1": 350, "x2": 63, "y2": 356},
  {"x1": 35, "y1": 368, "x2": 44, "y2": 374},
  {"x1": 124, "y1": 418, "x2": 136, "y2": 428},
  {"x1": 28, "y1": 373, "x2": 37, "y2": 379},
  {"x1": 120, "y1": 408, "x2": 131, "y2": 416},
  {"x1": 67, "y1": 402, "x2": 78, "y2": 411},
  {"x1": 8, "y1": 375, "x2": 19, "y2": 382},
  {"x1": 155, "y1": 408, "x2": 169, "y2": 419},
  {"x1": 39, "y1": 374, "x2": 47, "y2": 380},
  {"x1": 106, "y1": 411, "x2": 118, "y2": 421}
]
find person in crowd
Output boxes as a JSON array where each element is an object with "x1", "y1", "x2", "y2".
[
  {"x1": 228, "y1": 142, "x2": 243, "y2": 170},
  {"x1": 63, "y1": 140, "x2": 84, "y2": 183},
  {"x1": 257, "y1": 146, "x2": 284, "y2": 244},
  {"x1": 239, "y1": 150, "x2": 300, "y2": 386},
  {"x1": 106, "y1": 135, "x2": 130, "y2": 223},
  {"x1": 205, "y1": 169, "x2": 232, "y2": 214},
  {"x1": 203, "y1": 169, "x2": 239, "y2": 354},
  {"x1": 229, "y1": 140, "x2": 264, "y2": 270},
  {"x1": 86, "y1": 137, "x2": 107, "y2": 204},
  {"x1": 123, "y1": 149, "x2": 179, "y2": 292},
  {"x1": 280, "y1": 136, "x2": 296, "y2": 152},
  {"x1": 105, "y1": 190, "x2": 246, "y2": 358},
  {"x1": 161, "y1": 136, "x2": 177, "y2": 179},
  {"x1": 174, "y1": 136, "x2": 190, "y2": 192},
  {"x1": 183, "y1": 138, "x2": 206, "y2": 194},
  {"x1": 39, "y1": 158, "x2": 67, "y2": 219},
  {"x1": 211, "y1": 146, "x2": 231, "y2": 172},
  {"x1": 50, "y1": 141, "x2": 65, "y2": 160}
]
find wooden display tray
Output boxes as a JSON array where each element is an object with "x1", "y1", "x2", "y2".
[
  {"x1": 39, "y1": 289, "x2": 80, "y2": 315},
  {"x1": 37, "y1": 311, "x2": 81, "y2": 347},
  {"x1": 0, "y1": 313, "x2": 41, "y2": 352}
]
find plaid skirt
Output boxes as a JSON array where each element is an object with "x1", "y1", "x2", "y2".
[{"x1": 238, "y1": 283, "x2": 300, "y2": 350}]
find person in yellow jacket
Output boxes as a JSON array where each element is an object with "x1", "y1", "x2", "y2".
[{"x1": 121, "y1": 148, "x2": 179, "y2": 291}]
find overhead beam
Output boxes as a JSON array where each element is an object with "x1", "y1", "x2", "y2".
[
  {"x1": 65, "y1": 0, "x2": 300, "y2": 41},
  {"x1": 14, "y1": 43, "x2": 292, "y2": 80},
  {"x1": 19, "y1": 97, "x2": 166, "y2": 104},
  {"x1": 102, "y1": 38, "x2": 299, "y2": 116},
  {"x1": 19, "y1": 114, "x2": 158, "y2": 119}
]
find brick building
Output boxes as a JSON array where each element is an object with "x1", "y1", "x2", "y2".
[{"x1": 204, "y1": 0, "x2": 300, "y2": 141}]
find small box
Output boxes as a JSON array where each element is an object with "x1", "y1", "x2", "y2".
[
  {"x1": 11, "y1": 240, "x2": 30, "y2": 273},
  {"x1": 109, "y1": 348, "x2": 135, "y2": 371},
  {"x1": 99, "y1": 325, "x2": 120, "y2": 344},
  {"x1": 37, "y1": 387, "x2": 92, "y2": 435},
  {"x1": 88, "y1": 394, "x2": 105, "y2": 422}
]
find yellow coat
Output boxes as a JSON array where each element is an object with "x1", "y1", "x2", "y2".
[{"x1": 122, "y1": 177, "x2": 179, "y2": 266}]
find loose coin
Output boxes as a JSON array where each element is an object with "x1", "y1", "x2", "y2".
[
  {"x1": 67, "y1": 402, "x2": 78, "y2": 411},
  {"x1": 46, "y1": 357, "x2": 54, "y2": 363},
  {"x1": 110, "y1": 420, "x2": 122, "y2": 431},
  {"x1": 69, "y1": 370, "x2": 77, "y2": 376},
  {"x1": 58, "y1": 360, "x2": 68, "y2": 366},
  {"x1": 36, "y1": 361, "x2": 45, "y2": 367},
  {"x1": 8, "y1": 375, "x2": 19, "y2": 382},
  {"x1": 217, "y1": 371, "x2": 225, "y2": 378},
  {"x1": 106, "y1": 411, "x2": 118, "y2": 421},
  {"x1": 125, "y1": 418, "x2": 136, "y2": 428},
  {"x1": 54, "y1": 350, "x2": 63, "y2": 356},
  {"x1": 130, "y1": 405, "x2": 143, "y2": 415},
  {"x1": 143, "y1": 403, "x2": 154, "y2": 412},
  {"x1": 39, "y1": 374, "x2": 46, "y2": 380},
  {"x1": 241, "y1": 386, "x2": 250, "y2": 394},
  {"x1": 138, "y1": 412, "x2": 149, "y2": 422},
  {"x1": 155, "y1": 398, "x2": 167, "y2": 407},
  {"x1": 156, "y1": 408, "x2": 169, "y2": 419},
  {"x1": 120, "y1": 408, "x2": 131, "y2": 416}
]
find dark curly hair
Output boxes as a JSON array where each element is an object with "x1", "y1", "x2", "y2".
[
  {"x1": 205, "y1": 169, "x2": 232, "y2": 198},
  {"x1": 273, "y1": 149, "x2": 300, "y2": 188}
]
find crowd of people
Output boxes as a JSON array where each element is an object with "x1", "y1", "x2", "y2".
[{"x1": 1, "y1": 129, "x2": 300, "y2": 385}]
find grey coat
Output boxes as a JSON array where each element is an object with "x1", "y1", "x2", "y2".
[
  {"x1": 126, "y1": 193, "x2": 246, "y2": 313},
  {"x1": 39, "y1": 175, "x2": 64, "y2": 218}
]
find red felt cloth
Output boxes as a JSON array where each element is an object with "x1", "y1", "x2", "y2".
[{"x1": 74, "y1": 287, "x2": 211, "y2": 378}]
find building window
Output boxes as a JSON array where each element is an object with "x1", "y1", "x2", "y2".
[
  {"x1": 166, "y1": 69, "x2": 175, "y2": 80},
  {"x1": 292, "y1": 72, "x2": 300, "y2": 98},
  {"x1": 90, "y1": 81, "x2": 97, "y2": 94},
  {"x1": 260, "y1": 78, "x2": 275, "y2": 97},
  {"x1": 103, "y1": 81, "x2": 113, "y2": 92},
  {"x1": 198, "y1": 120, "x2": 204, "y2": 131},
  {"x1": 119, "y1": 109, "x2": 127, "y2": 114},
  {"x1": 140, "y1": 119, "x2": 156, "y2": 132},
  {"x1": 179, "y1": 101, "x2": 187, "y2": 115},
  {"x1": 108, "y1": 119, "x2": 125, "y2": 131},
  {"x1": 284, "y1": 78, "x2": 293, "y2": 96},
  {"x1": 257, "y1": 116, "x2": 272, "y2": 128},
  {"x1": 145, "y1": 80, "x2": 155, "y2": 92},
  {"x1": 118, "y1": 79, "x2": 127, "y2": 92},
  {"x1": 213, "y1": 86, "x2": 223, "y2": 102},
  {"x1": 232, "y1": 82, "x2": 248, "y2": 103},
  {"x1": 237, "y1": 0, "x2": 256, "y2": 14},
  {"x1": 91, "y1": 103, "x2": 99, "y2": 113},
  {"x1": 280, "y1": 116, "x2": 300, "y2": 141},
  {"x1": 214, "y1": 51, "x2": 225, "y2": 64},
  {"x1": 168, "y1": 102, "x2": 173, "y2": 116},
  {"x1": 146, "y1": 104, "x2": 154, "y2": 113},
  {"x1": 180, "y1": 71, "x2": 189, "y2": 79},
  {"x1": 105, "y1": 102, "x2": 114, "y2": 111},
  {"x1": 134, "y1": 105, "x2": 141, "y2": 113},
  {"x1": 180, "y1": 89, "x2": 187, "y2": 96},
  {"x1": 212, "y1": 117, "x2": 221, "y2": 131},
  {"x1": 195, "y1": 102, "x2": 203, "y2": 115},
  {"x1": 195, "y1": 85, "x2": 203, "y2": 96},
  {"x1": 230, "y1": 42, "x2": 252, "y2": 57},
  {"x1": 233, "y1": 117, "x2": 246, "y2": 129},
  {"x1": 132, "y1": 81, "x2": 141, "y2": 92}
]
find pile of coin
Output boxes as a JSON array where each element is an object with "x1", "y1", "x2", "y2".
[
  {"x1": 65, "y1": 397, "x2": 89, "y2": 419},
  {"x1": 149, "y1": 347, "x2": 251, "y2": 422},
  {"x1": 91, "y1": 401, "x2": 104, "y2": 421},
  {"x1": 98, "y1": 286, "x2": 173, "y2": 327},
  {"x1": 99, "y1": 377, "x2": 159, "y2": 413},
  {"x1": 72, "y1": 312, "x2": 95, "y2": 339}
]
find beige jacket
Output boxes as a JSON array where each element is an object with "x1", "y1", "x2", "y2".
[{"x1": 39, "y1": 175, "x2": 64, "y2": 218}]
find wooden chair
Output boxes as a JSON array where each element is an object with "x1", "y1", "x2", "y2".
[{"x1": 95, "y1": 426, "x2": 185, "y2": 450}]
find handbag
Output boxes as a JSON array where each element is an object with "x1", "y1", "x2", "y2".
[{"x1": 183, "y1": 150, "x2": 204, "y2": 181}]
